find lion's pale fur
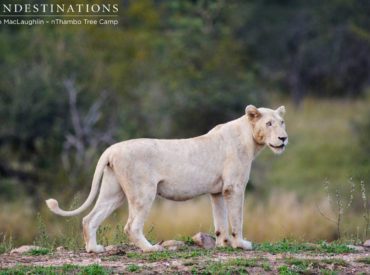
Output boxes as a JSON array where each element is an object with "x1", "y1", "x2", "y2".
[{"x1": 46, "y1": 105, "x2": 288, "y2": 252}]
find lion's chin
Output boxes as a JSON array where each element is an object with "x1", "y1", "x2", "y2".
[{"x1": 268, "y1": 144, "x2": 286, "y2": 154}]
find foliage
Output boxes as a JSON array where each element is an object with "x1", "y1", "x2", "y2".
[{"x1": 238, "y1": 0, "x2": 370, "y2": 105}]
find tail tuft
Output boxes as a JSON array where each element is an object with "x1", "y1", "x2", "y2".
[{"x1": 46, "y1": 199, "x2": 59, "y2": 211}]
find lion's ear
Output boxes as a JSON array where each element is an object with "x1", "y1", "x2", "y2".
[
  {"x1": 245, "y1": 105, "x2": 261, "y2": 122},
  {"x1": 276, "y1": 106, "x2": 286, "y2": 117}
]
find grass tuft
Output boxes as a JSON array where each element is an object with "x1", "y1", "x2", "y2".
[
  {"x1": 0, "y1": 233, "x2": 13, "y2": 254},
  {"x1": 0, "y1": 264, "x2": 110, "y2": 275},
  {"x1": 255, "y1": 240, "x2": 355, "y2": 254},
  {"x1": 356, "y1": 257, "x2": 370, "y2": 264},
  {"x1": 127, "y1": 264, "x2": 141, "y2": 272},
  {"x1": 27, "y1": 248, "x2": 50, "y2": 256}
]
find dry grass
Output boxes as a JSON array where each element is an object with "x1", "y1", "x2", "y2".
[
  {"x1": 88, "y1": 192, "x2": 336, "y2": 244},
  {"x1": 143, "y1": 192, "x2": 336, "y2": 242},
  {"x1": 0, "y1": 190, "x2": 361, "y2": 248},
  {"x1": 245, "y1": 192, "x2": 336, "y2": 242},
  {"x1": 0, "y1": 200, "x2": 36, "y2": 245}
]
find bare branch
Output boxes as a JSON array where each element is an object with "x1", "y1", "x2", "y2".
[{"x1": 315, "y1": 202, "x2": 337, "y2": 225}]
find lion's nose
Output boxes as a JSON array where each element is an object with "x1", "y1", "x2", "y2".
[{"x1": 279, "y1": 137, "x2": 287, "y2": 142}]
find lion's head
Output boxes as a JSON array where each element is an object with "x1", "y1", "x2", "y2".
[{"x1": 245, "y1": 105, "x2": 288, "y2": 154}]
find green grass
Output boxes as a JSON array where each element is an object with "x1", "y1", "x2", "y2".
[
  {"x1": 278, "y1": 263, "x2": 339, "y2": 275},
  {"x1": 127, "y1": 248, "x2": 212, "y2": 262},
  {"x1": 321, "y1": 258, "x2": 348, "y2": 266},
  {"x1": 317, "y1": 241, "x2": 354, "y2": 254},
  {"x1": 320, "y1": 271, "x2": 338, "y2": 275},
  {"x1": 193, "y1": 257, "x2": 273, "y2": 274},
  {"x1": 284, "y1": 257, "x2": 347, "y2": 270},
  {"x1": 284, "y1": 259, "x2": 320, "y2": 274},
  {"x1": 79, "y1": 264, "x2": 109, "y2": 275},
  {"x1": 277, "y1": 265, "x2": 298, "y2": 275},
  {"x1": 255, "y1": 240, "x2": 354, "y2": 254},
  {"x1": 261, "y1": 261, "x2": 272, "y2": 271},
  {"x1": 125, "y1": 246, "x2": 256, "y2": 262},
  {"x1": 195, "y1": 259, "x2": 253, "y2": 274},
  {"x1": 255, "y1": 240, "x2": 313, "y2": 254},
  {"x1": 280, "y1": 257, "x2": 348, "y2": 274},
  {"x1": 127, "y1": 264, "x2": 141, "y2": 272},
  {"x1": 26, "y1": 248, "x2": 50, "y2": 256},
  {"x1": 179, "y1": 235, "x2": 196, "y2": 246},
  {"x1": 0, "y1": 264, "x2": 110, "y2": 275},
  {"x1": 124, "y1": 241, "x2": 354, "y2": 265},
  {"x1": 227, "y1": 258, "x2": 258, "y2": 267}
]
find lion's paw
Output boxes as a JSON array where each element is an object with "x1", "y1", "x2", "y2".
[
  {"x1": 232, "y1": 239, "x2": 253, "y2": 250},
  {"x1": 86, "y1": 244, "x2": 105, "y2": 253},
  {"x1": 142, "y1": 244, "x2": 164, "y2": 252},
  {"x1": 216, "y1": 237, "x2": 231, "y2": 248}
]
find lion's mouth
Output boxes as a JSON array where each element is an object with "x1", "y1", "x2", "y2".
[{"x1": 269, "y1": 144, "x2": 285, "y2": 149}]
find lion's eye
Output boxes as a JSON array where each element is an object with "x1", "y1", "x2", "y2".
[{"x1": 266, "y1": 121, "x2": 272, "y2": 127}]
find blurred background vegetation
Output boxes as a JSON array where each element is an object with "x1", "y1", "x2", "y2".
[{"x1": 0, "y1": 0, "x2": 369, "y2": 247}]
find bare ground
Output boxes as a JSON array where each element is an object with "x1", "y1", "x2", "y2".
[{"x1": 1, "y1": 244, "x2": 370, "y2": 274}]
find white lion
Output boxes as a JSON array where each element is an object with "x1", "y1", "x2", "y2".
[{"x1": 46, "y1": 105, "x2": 288, "y2": 253}]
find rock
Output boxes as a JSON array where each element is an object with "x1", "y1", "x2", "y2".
[
  {"x1": 56, "y1": 246, "x2": 66, "y2": 252},
  {"x1": 10, "y1": 245, "x2": 43, "y2": 254},
  {"x1": 363, "y1": 240, "x2": 370, "y2": 247},
  {"x1": 161, "y1": 240, "x2": 185, "y2": 251},
  {"x1": 346, "y1": 245, "x2": 365, "y2": 252},
  {"x1": 105, "y1": 245, "x2": 126, "y2": 255},
  {"x1": 192, "y1": 232, "x2": 215, "y2": 249},
  {"x1": 105, "y1": 245, "x2": 118, "y2": 252}
]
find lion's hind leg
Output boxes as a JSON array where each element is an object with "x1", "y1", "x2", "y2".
[
  {"x1": 123, "y1": 182, "x2": 162, "y2": 252},
  {"x1": 82, "y1": 167, "x2": 124, "y2": 253}
]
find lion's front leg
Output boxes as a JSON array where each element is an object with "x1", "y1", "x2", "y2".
[
  {"x1": 210, "y1": 193, "x2": 230, "y2": 247},
  {"x1": 222, "y1": 184, "x2": 252, "y2": 250}
]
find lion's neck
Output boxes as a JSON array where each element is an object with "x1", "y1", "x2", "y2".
[
  {"x1": 221, "y1": 116, "x2": 265, "y2": 159},
  {"x1": 252, "y1": 142, "x2": 266, "y2": 158}
]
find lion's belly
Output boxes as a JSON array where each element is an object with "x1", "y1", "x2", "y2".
[{"x1": 156, "y1": 173, "x2": 222, "y2": 201}]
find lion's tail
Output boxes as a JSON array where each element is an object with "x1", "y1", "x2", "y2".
[{"x1": 45, "y1": 148, "x2": 110, "y2": 217}]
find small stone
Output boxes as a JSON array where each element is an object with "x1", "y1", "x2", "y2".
[
  {"x1": 346, "y1": 245, "x2": 365, "y2": 252},
  {"x1": 105, "y1": 245, "x2": 118, "y2": 252},
  {"x1": 363, "y1": 240, "x2": 370, "y2": 247},
  {"x1": 10, "y1": 245, "x2": 43, "y2": 254},
  {"x1": 192, "y1": 232, "x2": 215, "y2": 249},
  {"x1": 162, "y1": 240, "x2": 185, "y2": 247},
  {"x1": 161, "y1": 240, "x2": 185, "y2": 251},
  {"x1": 105, "y1": 245, "x2": 126, "y2": 255}
]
